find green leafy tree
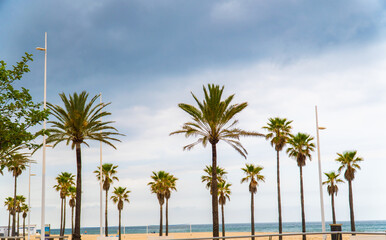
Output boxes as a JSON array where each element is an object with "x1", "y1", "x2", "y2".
[
  {"x1": 21, "y1": 204, "x2": 29, "y2": 237},
  {"x1": 218, "y1": 181, "x2": 231, "y2": 237},
  {"x1": 0, "y1": 53, "x2": 48, "y2": 161},
  {"x1": 336, "y1": 151, "x2": 363, "y2": 232},
  {"x1": 68, "y1": 186, "x2": 76, "y2": 235},
  {"x1": 7, "y1": 152, "x2": 32, "y2": 236},
  {"x1": 94, "y1": 163, "x2": 119, "y2": 236},
  {"x1": 164, "y1": 173, "x2": 177, "y2": 236},
  {"x1": 263, "y1": 117, "x2": 292, "y2": 239},
  {"x1": 148, "y1": 171, "x2": 169, "y2": 236},
  {"x1": 323, "y1": 171, "x2": 344, "y2": 224},
  {"x1": 241, "y1": 164, "x2": 265, "y2": 240},
  {"x1": 170, "y1": 84, "x2": 264, "y2": 237},
  {"x1": 287, "y1": 133, "x2": 315, "y2": 240},
  {"x1": 46, "y1": 91, "x2": 122, "y2": 240},
  {"x1": 4, "y1": 197, "x2": 14, "y2": 236},
  {"x1": 111, "y1": 187, "x2": 130, "y2": 240},
  {"x1": 54, "y1": 172, "x2": 75, "y2": 236},
  {"x1": 201, "y1": 165, "x2": 227, "y2": 195}
]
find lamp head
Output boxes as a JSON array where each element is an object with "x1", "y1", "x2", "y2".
[
  {"x1": 318, "y1": 127, "x2": 326, "y2": 130},
  {"x1": 36, "y1": 47, "x2": 46, "y2": 51}
]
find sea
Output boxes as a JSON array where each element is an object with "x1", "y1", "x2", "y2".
[{"x1": 40, "y1": 221, "x2": 386, "y2": 235}]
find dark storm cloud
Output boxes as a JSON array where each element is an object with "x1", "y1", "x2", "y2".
[{"x1": 1, "y1": 0, "x2": 385, "y2": 91}]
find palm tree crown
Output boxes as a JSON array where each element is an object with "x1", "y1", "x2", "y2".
[
  {"x1": 54, "y1": 172, "x2": 75, "y2": 198},
  {"x1": 263, "y1": 117, "x2": 292, "y2": 151},
  {"x1": 111, "y1": 187, "x2": 130, "y2": 211},
  {"x1": 94, "y1": 163, "x2": 119, "y2": 191},
  {"x1": 241, "y1": 164, "x2": 265, "y2": 193},
  {"x1": 336, "y1": 151, "x2": 363, "y2": 181},
  {"x1": 323, "y1": 171, "x2": 344, "y2": 196},
  {"x1": 287, "y1": 133, "x2": 315, "y2": 166},
  {"x1": 218, "y1": 181, "x2": 231, "y2": 206},
  {"x1": 201, "y1": 165, "x2": 227, "y2": 194}
]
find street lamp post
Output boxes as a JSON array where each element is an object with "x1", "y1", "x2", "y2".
[
  {"x1": 28, "y1": 164, "x2": 36, "y2": 240},
  {"x1": 36, "y1": 32, "x2": 47, "y2": 240},
  {"x1": 315, "y1": 105, "x2": 326, "y2": 240}
]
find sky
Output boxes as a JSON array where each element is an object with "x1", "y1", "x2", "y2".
[{"x1": 1, "y1": 0, "x2": 386, "y2": 230}]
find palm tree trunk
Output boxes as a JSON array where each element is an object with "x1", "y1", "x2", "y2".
[
  {"x1": 166, "y1": 198, "x2": 169, "y2": 236},
  {"x1": 331, "y1": 194, "x2": 336, "y2": 224},
  {"x1": 159, "y1": 203, "x2": 163, "y2": 236},
  {"x1": 211, "y1": 143, "x2": 219, "y2": 238},
  {"x1": 71, "y1": 206, "x2": 74, "y2": 235},
  {"x1": 60, "y1": 198, "x2": 64, "y2": 236},
  {"x1": 17, "y1": 212, "x2": 20, "y2": 236},
  {"x1": 299, "y1": 166, "x2": 306, "y2": 240},
  {"x1": 276, "y1": 150, "x2": 283, "y2": 240},
  {"x1": 118, "y1": 210, "x2": 121, "y2": 240},
  {"x1": 8, "y1": 211, "x2": 11, "y2": 236},
  {"x1": 63, "y1": 196, "x2": 67, "y2": 236},
  {"x1": 251, "y1": 192, "x2": 255, "y2": 240},
  {"x1": 73, "y1": 143, "x2": 82, "y2": 240},
  {"x1": 105, "y1": 189, "x2": 109, "y2": 236},
  {"x1": 221, "y1": 203, "x2": 225, "y2": 237},
  {"x1": 348, "y1": 180, "x2": 356, "y2": 232},
  {"x1": 12, "y1": 176, "x2": 17, "y2": 236},
  {"x1": 23, "y1": 217, "x2": 25, "y2": 237}
]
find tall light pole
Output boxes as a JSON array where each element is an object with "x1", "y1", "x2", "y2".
[
  {"x1": 36, "y1": 32, "x2": 47, "y2": 240},
  {"x1": 28, "y1": 163, "x2": 36, "y2": 240},
  {"x1": 315, "y1": 105, "x2": 326, "y2": 240}
]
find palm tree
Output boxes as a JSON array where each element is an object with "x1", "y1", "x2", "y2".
[
  {"x1": 241, "y1": 164, "x2": 265, "y2": 240},
  {"x1": 335, "y1": 151, "x2": 363, "y2": 232},
  {"x1": 21, "y1": 204, "x2": 29, "y2": 237},
  {"x1": 68, "y1": 186, "x2": 76, "y2": 235},
  {"x1": 4, "y1": 197, "x2": 14, "y2": 236},
  {"x1": 148, "y1": 171, "x2": 169, "y2": 236},
  {"x1": 201, "y1": 165, "x2": 227, "y2": 195},
  {"x1": 94, "y1": 163, "x2": 119, "y2": 236},
  {"x1": 287, "y1": 133, "x2": 315, "y2": 240},
  {"x1": 323, "y1": 171, "x2": 344, "y2": 224},
  {"x1": 263, "y1": 117, "x2": 292, "y2": 240},
  {"x1": 111, "y1": 187, "x2": 130, "y2": 240},
  {"x1": 54, "y1": 172, "x2": 75, "y2": 236},
  {"x1": 218, "y1": 181, "x2": 231, "y2": 237},
  {"x1": 7, "y1": 152, "x2": 32, "y2": 236},
  {"x1": 164, "y1": 174, "x2": 177, "y2": 236},
  {"x1": 46, "y1": 91, "x2": 122, "y2": 240},
  {"x1": 15, "y1": 195, "x2": 26, "y2": 236},
  {"x1": 170, "y1": 84, "x2": 264, "y2": 237}
]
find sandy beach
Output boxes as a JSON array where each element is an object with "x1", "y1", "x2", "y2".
[{"x1": 48, "y1": 232, "x2": 349, "y2": 240}]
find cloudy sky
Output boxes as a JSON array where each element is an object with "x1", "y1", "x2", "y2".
[{"x1": 1, "y1": 0, "x2": 386, "y2": 230}]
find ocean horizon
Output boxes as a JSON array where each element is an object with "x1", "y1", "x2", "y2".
[{"x1": 40, "y1": 220, "x2": 386, "y2": 235}]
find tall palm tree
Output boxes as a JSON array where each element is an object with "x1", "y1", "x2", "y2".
[
  {"x1": 218, "y1": 181, "x2": 231, "y2": 237},
  {"x1": 54, "y1": 172, "x2": 75, "y2": 236},
  {"x1": 46, "y1": 91, "x2": 122, "y2": 240},
  {"x1": 94, "y1": 163, "x2": 119, "y2": 236},
  {"x1": 164, "y1": 174, "x2": 177, "y2": 236},
  {"x1": 148, "y1": 171, "x2": 169, "y2": 236},
  {"x1": 170, "y1": 84, "x2": 264, "y2": 237},
  {"x1": 4, "y1": 197, "x2": 14, "y2": 236},
  {"x1": 21, "y1": 204, "x2": 29, "y2": 237},
  {"x1": 15, "y1": 195, "x2": 26, "y2": 236},
  {"x1": 7, "y1": 152, "x2": 32, "y2": 236},
  {"x1": 287, "y1": 133, "x2": 315, "y2": 240},
  {"x1": 241, "y1": 164, "x2": 265, "y2": 240},
  {"x1": 201, "y1": 165, "x2": 227, "y2": 195},
  {"x1": 323, "y1": 171, "x2": 344, "y2": 224},
  {"x1": 111, "y1": 187, "x2": 130, "y2": 240},
  {"x1": 335, "y1": 151, "x2": 363, "y2": 232},
  {"x1": 263, "y1": 117, "x2": 292, "y2": 240},
  {"x1": 68, "y1": 186, "x2": 76, "y2": 235}
]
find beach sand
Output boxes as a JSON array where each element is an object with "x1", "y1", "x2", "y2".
[{"x1": 51, "y1": 232, "x2": 350, "y2": 240}]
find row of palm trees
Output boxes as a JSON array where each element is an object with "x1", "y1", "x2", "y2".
[
  {"x1": 4, "y1": 195, "x2": 29, "y2": 236},
  {"x1": 171, "y1": 84, "x2": 364, "y2": 239}
]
